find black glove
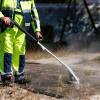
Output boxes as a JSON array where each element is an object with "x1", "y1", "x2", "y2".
[{"x1": 0, "y1": 17, "x2": 14, "y2": 32}]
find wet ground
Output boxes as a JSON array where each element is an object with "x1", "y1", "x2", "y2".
[
  {"x1": 0, "y1": 52, "x2": 100, "y2": 100},
  {"x1": 25, "y1": 52, "x2": 100, "y2": 99}
]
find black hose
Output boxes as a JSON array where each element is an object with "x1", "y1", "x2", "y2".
[{"x1": 11, "y1": 20, "x2": 38, "y2": 43}]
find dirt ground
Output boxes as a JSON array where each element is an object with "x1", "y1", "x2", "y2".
[
  {"x1": 25, "y1": 51, "x2": 100, "y2": 100},
  {"x1": 0, "y1": 51, "x2": 100, "y2": 100}
]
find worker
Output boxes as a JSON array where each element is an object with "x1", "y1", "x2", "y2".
[{"x1": 0, "y1": 0, "x2": 42, "y2": 85}]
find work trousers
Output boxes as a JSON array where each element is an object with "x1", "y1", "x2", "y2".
[{"x1": 0, "y1": 13, "x2": 26, "y2": 75}]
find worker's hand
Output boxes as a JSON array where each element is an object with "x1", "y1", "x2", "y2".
[
  {"x1": 0, "y1": 17, "x2": 11, "y2": 26},
  {"x1": 35, "y1": 32, "x2": 43, "y2": 41}
]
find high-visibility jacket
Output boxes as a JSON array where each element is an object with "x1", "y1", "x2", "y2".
[{"x1": 0, "y1": 0, "x2": 41, "y2": 32}]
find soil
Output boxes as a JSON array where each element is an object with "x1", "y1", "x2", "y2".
[
  {"x1": 0, "y1": 51, "x2": 100, "y2": 100},
  {"x1": 25, "y1": 52, "x2": 100, "y2": 100}
]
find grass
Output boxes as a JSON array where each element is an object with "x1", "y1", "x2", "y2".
[
  {"x1": 92, "y1": 56, "x2": 100, "y2": 62},
  {"x1": 0, "y1": 82, "x2": 98, "y2": 100},
  {"x1": 83, "y1": 70, "x2": 96, "y2": 76},
  {"x1": 26, "y1": 47, "x2": 81, "y2": 60}
]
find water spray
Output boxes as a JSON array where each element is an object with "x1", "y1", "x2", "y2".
[{"x1": 13, "y1": 20, "x2": 80, "y2": 85}]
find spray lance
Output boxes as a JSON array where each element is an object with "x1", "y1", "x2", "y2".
[{"x1": 0, "y1": 18, "x2": 80, "y2": 85}]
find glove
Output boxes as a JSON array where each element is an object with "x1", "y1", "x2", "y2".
[
  {"x1": 0, "y1": 17, "x2": 14, "y2": 32},
  {"x1": 35, "y1": 32, "x2": 43, "y2": 41},
  {"x1": 0, "y1": 17, "x2": 11, "y2": 26}
]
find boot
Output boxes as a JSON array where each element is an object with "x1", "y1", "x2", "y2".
[
  {"x1": 14, "y1": 73, "x2": 29, "y2": 84},
  {"x1": 1, "y1": 74, "x2": 14, "y2": 85}
]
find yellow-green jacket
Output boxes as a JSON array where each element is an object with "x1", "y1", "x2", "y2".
[{"x1": 0, "y1": 0, "x2": 41, "y2": 32}]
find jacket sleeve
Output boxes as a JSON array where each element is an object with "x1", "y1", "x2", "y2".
[
  {"x1": 0, "y1": 0, "x2": 4, "y2": 18},
  {"x1": 31, "y1": 0, "x2": 41, "y2": 33},
  {"x1": 0, "y1": 12, "x2": 4, "y2": 18}
]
